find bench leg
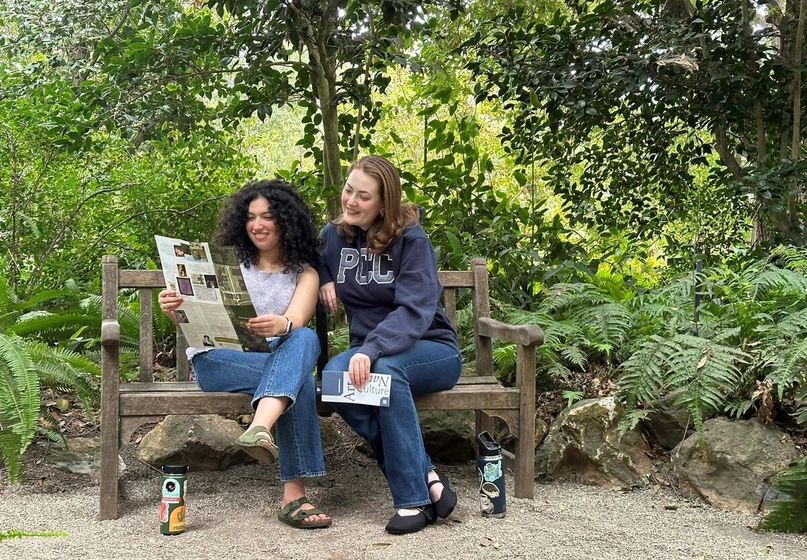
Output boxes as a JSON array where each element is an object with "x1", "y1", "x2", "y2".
[
  {"x1": 474, "y1": 410, "x2": 493, "y2": 438},
  {"x1": 513, "y1": 343, "x2": 537, "y2": 499},
  {"x1": 513, "y1": 417, "x2": 536, "y2": 499},
  {"x1": 99, "y1": 413, "x2": 120, "y2": 520},
  {"x1": 99, "y1": 338, "x2": 121, "y2": 520}
]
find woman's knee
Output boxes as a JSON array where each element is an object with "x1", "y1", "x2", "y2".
[{"x1": 289, "y1": 326, "x2": 318, "y2": 344}]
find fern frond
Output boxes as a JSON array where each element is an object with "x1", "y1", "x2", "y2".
[
  {"x1": 748, "y1": 266, "x2": 807, "y2": 297},
  {"x1": 545, "y1": 361, "x2": 572, "y2": 382},
  {"x1": 618, "y1": 335, "x2": 668, "y2": 407},
  {"x1": 35, "y1": 423, "x2": 67, "y2": 444},
  {"x1": 724, "y1": 399, "x2": 754, "y2": 419},
  {"x1": 0, "y1": 333, "x2": 40, "y2": 484},
  {"x1": 760, "y1": 458, "x2": 807, "y2": 533},
  {"x1": 539, "y1": 283, "x2": 609, "y2": 314},
  {"x1": 665, "y1": 334, "x2": 749, "y2": 436},
  {"x1": 574, "y1": 302, "x2": 634, "y2": 358},
  {"x1": 12, "y1": 312, "x2": 102, "y2": 341},
  {"x1": 558, "y1": 345, "x2": 588, "y2": 368},
  {"x1": 539, "y1": 320, "x2": 585, "y2": 347},
  {"x1": 617, "y1": 409, "x2": 650, "y2": 437},
  {"x1": 771, "y1": 244, "x2": 807, "y2": 274},
  {"x1": 493, "y1": 343, "x2": 517, "y2": 376}
]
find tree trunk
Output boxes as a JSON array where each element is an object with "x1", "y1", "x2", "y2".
[{"x1": 306, "y1": 24, "x2": 343, "y2": 220}]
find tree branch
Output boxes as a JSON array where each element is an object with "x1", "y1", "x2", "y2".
[
  {"x1": 82, "y1": 198, "x2": 226, "y2": 260},
  {"x1": 713, "y1": 123, "x2": 745, "y2": 179}
]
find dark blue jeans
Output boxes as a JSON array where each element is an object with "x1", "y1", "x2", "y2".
[
  {"x1": 325, "y1": 340, "x2": 461, "y2": 508},
  {"x1": 191, "y1": 327, "x2": 325, "y2": 482}
]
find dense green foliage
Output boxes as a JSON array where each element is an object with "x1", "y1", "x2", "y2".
[
  {"x1": 488, "y1": 246, "x2": 807, "y2": 450},
  {"x1": 466, "y1": 0, "x2": 807, "y2": 253}
]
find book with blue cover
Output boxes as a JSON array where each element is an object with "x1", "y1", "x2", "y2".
[{"x1": 321, "y1": 370, "x2": 391, "y2": 407}]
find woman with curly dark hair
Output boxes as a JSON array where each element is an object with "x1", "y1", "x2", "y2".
[{"x1": 158, "y1": 179, "x2": 331, "y2": 529}]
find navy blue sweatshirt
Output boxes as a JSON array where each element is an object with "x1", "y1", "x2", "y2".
[{"x1": 318, "y1": 222, "x2": 459, "y2": 361}]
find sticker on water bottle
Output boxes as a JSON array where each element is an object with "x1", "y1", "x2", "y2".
[
  {"x1": 162, "y1": 478, "x2": 181, "y2": 503},
  {"x1": 479, "y1": 494, "x2": 494, "y2": 514},
  {"x1": 482, "y1": 460, "x2": 502, "y2": 482}
]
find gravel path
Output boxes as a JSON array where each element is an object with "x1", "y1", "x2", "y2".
[{"x1": 2, "y1": 452, "x2": 806, "y2": 560}]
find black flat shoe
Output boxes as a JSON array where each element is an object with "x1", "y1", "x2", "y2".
[
  {"x1": 385, "y1": 505, "x2": 436, "y2": 535},
  {"x1": 429, "y1": 470, "x2": 457, "y2": 519}
]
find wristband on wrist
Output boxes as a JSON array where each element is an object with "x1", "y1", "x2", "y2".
[{"x1": 282, "y1": 316, "x2": 293, "y2": 335}]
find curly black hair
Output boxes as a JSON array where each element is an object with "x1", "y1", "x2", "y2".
[{"x1": 213, "y1": 179, "x2": 320, "y2": 271}]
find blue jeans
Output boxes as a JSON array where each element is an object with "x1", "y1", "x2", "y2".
[
  {"x1": 191, "y1": 327, "x2": 325, "y2": 482},
  {"x1": 325, "y1": 340, "x2": 461, "y2": 509}
]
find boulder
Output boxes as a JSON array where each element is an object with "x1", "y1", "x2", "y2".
[
  {"x1": 643, "y1": 394, "x2": 693, "y2": 451},
  {"x1": 673, "y1": 417, "x2": 798, "y2": 512},
  {"x1": 33, "y1": 436, "x2": 126, "y2": 476},
  {"x1": 419, "y1": 410, "x2": 476, "y2": 463},
  {"x1": 137, "y1": 414, "x2": 254, "y2": 471},
  {"x1": 323, "y1": 411, "x2": 476, "y2": 463},
  {"x1": 535, "y1": 396, "x2": 653, "y2": 489}
]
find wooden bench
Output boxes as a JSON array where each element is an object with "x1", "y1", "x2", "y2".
[{"x1": 99, "y1": 255, "x2": 544, "y2": 520}]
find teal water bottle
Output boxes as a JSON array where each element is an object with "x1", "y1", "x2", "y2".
[
  {"x1": 476, "y1": 431, "x2": 506, "y2": 518},
  {"x1": 160, "y1": 458, "x2": 188, "y2": 535}
]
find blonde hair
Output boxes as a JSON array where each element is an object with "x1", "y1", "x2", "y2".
[{"x1": 335, "y1": 155, "x2": 419, "y2": 254}]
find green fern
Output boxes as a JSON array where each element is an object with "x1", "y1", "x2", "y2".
[
  {"x1": 0, "y1": 333, "x2": 39, "y2": 484},
  {"x1": 619, "y1": 334, "x2": 749, "y2": 437},
  {"x1": 665, "y1": 334, "x2": 749, "y2": 436},
  {"x1": 0, "y1": 278, "x2": 104, "y2": 484},
  {"x1": 771, "y1": 244, "x2": 807, "y2": 274},
  {"x1": 498, "y1": 284, "x2": 634, "y2": 383},
  {"x1": 760, "y1": 458, "x2": 807, "y2": 533},
  {"x1": 619, "y1": 336, "x2": 667, "y2": 405}
]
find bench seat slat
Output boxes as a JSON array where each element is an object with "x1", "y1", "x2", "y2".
[
  {"x1": 119, "y1": 377, "x2": 517, "y2": 415},
  {"x1": 119, "y1": 375, "x2": 503, "y2": 395},
  {"x1": 120, "y1": 392, "x2": 253, "y2": 416}
]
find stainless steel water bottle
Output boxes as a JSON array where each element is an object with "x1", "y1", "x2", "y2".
[
  {"x1": 476, "y1": 431, "x2": 506, "y2": 518},
  {"x1": 160, "y1": 458, "x2": 188, "y2": 535}
]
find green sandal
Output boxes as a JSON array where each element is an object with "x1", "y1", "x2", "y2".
[
  {"x1": 276, "y1": 497, "x2": 332, "y2": 529},
  {"x1": 235, "y1": 425, "x2": 278, "y2": 465}
]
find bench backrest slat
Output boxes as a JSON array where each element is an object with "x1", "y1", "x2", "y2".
[
  {"x1": 102, "y1": 256, "x2": 492, "y2": 384},
  {"x1": 138, "y1": 288, "x2": 154, "y2": 382}
]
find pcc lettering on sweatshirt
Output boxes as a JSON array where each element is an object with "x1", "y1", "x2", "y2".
[{"x1": 337, "y1": 248, "x2": 394, "y2": 285}]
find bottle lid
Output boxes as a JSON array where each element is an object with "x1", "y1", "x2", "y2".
[
  {"x1": 162, "y1": 463, "x2": 188, "y2": 474},
  {"x1": 475, "y1": 431, "x2": 502, "y2": 456},
  {"x1": 162, "y1": 455, "x2": 188, "y2": 474}
]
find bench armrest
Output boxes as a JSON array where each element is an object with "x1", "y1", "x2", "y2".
[
  {"x1": 477, "y1": 316, "x2": 544, "y2": 347},
  {"x1": 101, "y1": 319, "x2": 120, "y2": 347}
]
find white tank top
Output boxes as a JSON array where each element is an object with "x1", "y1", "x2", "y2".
[{"x1": 186, "y1": 263, "x2": 302, "y2": 359}]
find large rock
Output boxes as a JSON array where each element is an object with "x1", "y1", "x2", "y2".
[
  {"x1": 643, "y1": 395, "x2": 693, "y2": 451},
  {"x1": 419, "y1": 410, "x2": 475, "y2": 463},
  {"x1": 535, "y1": 396, "x2": 653, "y2": 489},
  {"x1": 33, "y1": 436, "x2": 126, "y2": 476},
  {"x1": 322, "y1": 411, "x2": 475, "y2": 464},
  {"x1": 137, "y1": 414, "x2": 253, "y2": 471},
  {"x1": 673, "y1": 417, "x2": 798, "y2": 512}
]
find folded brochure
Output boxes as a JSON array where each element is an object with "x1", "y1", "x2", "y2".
[{"x1": 321, "y1": 370, "x2": 391, "y2": 407}]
